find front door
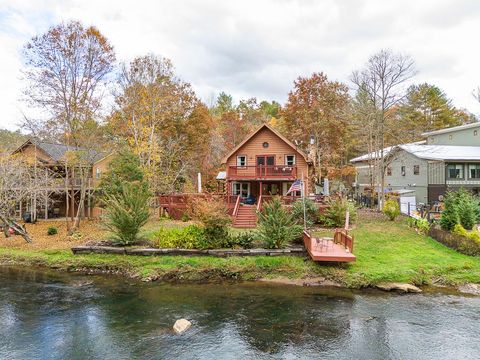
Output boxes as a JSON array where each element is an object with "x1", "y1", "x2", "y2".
[{"x1": 256, "y1": 155, "x2": 275, "y2": 176}]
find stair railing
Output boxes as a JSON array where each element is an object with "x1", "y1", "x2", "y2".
[
  {"x1": 256, "y1": 195, "x2": 262, "y2": 212},
  {"x1": 233, "y1": 195, "x2": 241, "y2": 217}
]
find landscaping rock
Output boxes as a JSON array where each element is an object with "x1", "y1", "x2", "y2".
[
  {"x1": 90, "y1": 246, "x2": 126, "y2": 255},
  {"x1": 376, "y1": 282, "x2": 422, "y2": 293},
  {"x1": 125, "y1": 248, "x2": 163, "y2": 256},
  {"x1": 173, "y1": 319, "x2": 192, "y2": 334},
  {"x1": 71, "y1": 246, "x2": 93, "y2": 254},
  {"x1": 458, "y1": 283, "x2": 480, "y2": 296}
]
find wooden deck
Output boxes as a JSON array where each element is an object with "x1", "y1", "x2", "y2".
[{"x1": 303, "y1": 230, "x2": 356, "y2": 262}]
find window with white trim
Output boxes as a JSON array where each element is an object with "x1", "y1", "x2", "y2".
[
  {"x1": 232, "y1": 182, "x2": 250, "y2": 198},
  {"x1": 469, "y1": 164, "x2": 480, "y2": 179},
  {"x1": 285, "y1": 154, "x2": 295, "y2": 166},
  {"x1": 413, "y1": 165, "x2": 420, "y2": 175},
  {"x1": 447, "y1": 164, "x2": 463, "y2": 179},
  {"x1": 95, "y1": 167, "x2": 102, "y2": 179},
  {"x1": 236, "y1": 155, "x2": 247, "y2": 167}
]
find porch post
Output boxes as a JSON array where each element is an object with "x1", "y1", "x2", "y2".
[
  {"x1": 259, "y1": 181, "x2": 262, "y2": 198},
  {"x1": 45, "y1": 190, "x2": 48, "y2": 220},
  {"x1": 227, "y1": 181, "x2": 230, "y2": 205}
]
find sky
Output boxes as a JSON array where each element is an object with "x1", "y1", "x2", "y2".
[{"x1": 1, "y1": 0, "x2": 480, "y2": 130}]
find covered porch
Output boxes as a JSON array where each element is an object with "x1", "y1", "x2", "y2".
[{"x1": 227, "y1": 180, "x2": 303, "y2": 209}]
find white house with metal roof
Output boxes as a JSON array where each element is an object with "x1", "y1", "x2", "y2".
[{"x1": 351, "y1": 122, "x2": 480, "y2": 204}]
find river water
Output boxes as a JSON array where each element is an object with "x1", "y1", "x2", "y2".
[{"x1": 0, "y1": 267, "x2": 479, "y2": 360}]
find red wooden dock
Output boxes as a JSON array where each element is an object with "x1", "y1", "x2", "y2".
[{"x1": 303, "y1": 230, "x2": 356, "y2": 262}]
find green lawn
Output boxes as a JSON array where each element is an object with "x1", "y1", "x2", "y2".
[
  {"x1": 0, "y1": 215, "x2": 479, "y2": 287},
  {"x1": 337, "y1": 217, "x2": 480, "y2": 287}
]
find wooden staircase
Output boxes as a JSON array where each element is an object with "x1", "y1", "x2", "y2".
[{"x1": 233, "y1": 205, "x2": 257, "y2": 228}]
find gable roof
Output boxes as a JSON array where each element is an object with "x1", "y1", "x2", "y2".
[
  {"x1": 421, "y1": 122, "x2": 480, "y2": 137},
  {"x1": 221, "y1": 123, "x2": 309, "y2": 164},
  {"x1": 13, "y1": 138, "x2": 105, "y2": 163}
]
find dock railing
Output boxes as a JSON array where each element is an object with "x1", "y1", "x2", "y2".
[{"x1": 333, "y1": 229, "x2": 354, "y2": 253}]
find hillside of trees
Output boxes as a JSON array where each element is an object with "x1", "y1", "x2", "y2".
[{"x1": 5, "y1": 20, "x2": 477, "y2": 195}]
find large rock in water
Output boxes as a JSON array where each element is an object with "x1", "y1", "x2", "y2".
[
  {"x1": 173, "y1": 319, "x2": 192, "y2": 334},
  {"x1": 376, "y1": 282, "x2": 422, "y2": 293}
]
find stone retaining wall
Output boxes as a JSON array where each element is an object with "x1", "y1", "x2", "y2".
[{"x1": 71, "y1": 246, "x2": 307, "y2": 257}]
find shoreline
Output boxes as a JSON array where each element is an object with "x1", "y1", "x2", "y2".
[{"x1": 1, "y1": 248, "x2": 479, "y2": 295}]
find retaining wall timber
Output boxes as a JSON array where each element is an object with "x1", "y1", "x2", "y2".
[{"x1": 71, "y1": 246, "x2": 307, "y2": 257}]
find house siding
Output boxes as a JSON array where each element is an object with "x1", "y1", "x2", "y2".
[
  {"x1": 427, "y1": 124, "x2": 480, "y2": 146},
  {"x1": 385, "y1": 150, "x2": 429, "y2": 203},
  {"x1": 428, "y1": 161, "x2": 445, "y2": 184},
  {"x1": 225, "y1": 127, "x2": 310, "y2": 190}
]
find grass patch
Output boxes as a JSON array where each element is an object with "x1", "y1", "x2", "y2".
[{"x1": 1, "y1": 215, "x2": 480, "y2": 287}]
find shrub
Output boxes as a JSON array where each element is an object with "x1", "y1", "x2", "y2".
[
  {"x1": 97, "y1": 149, "x2": 145, "y2": 201},
  {"x1": 154, "y1": 225, "x2": 204, "y2": 249},
  {"x1": 440, "y1": 189, "x2": 479, "y2": 231},
  {"x1": 440, "y1": 192, "x2": 459, "y2": 231},
  {"x1": 452, "y1": 223, "x2": 469, "y2": 237},
  {"x1": 415, "y1": 218, "x2": 430, "y2": 235},
  {"x1": 383, "y1": 199, "x2": 400, "y2": 221},
  {"x1": 406, "y1": 217, "x2": 416, "y2": 228},
  {"x1": 257, "y1": 197, "x2": 303, "y2": 249},
  {"x1": 291, "y1": 198, "x2": 318, "y2": 228},
  {"x1": 47, "y1": 226, "x2": 58, "y2": 236},
  {"x1": 229, "y1": 231, "x2": 256, "y2": 249},
  {"x1": 102, "y1": 182, "x2": 151, "y2": 245},
  {"x1": 456, "y1": 190, "x2": 478, "y2": 230},
  {"x1": 319, "y1": 197, "x2": 357, "y2": 228},
  {"x1": 190, "y1": 198, "x2": 231, "y2": 249}
]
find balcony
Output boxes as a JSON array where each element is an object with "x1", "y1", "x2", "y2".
[{"x1": 228, "y1": 165, "x2": 297, "y2": 180}]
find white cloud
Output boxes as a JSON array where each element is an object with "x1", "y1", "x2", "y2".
[{"x1": 0, "y1": 0, "x2": 479, "y2": 130}]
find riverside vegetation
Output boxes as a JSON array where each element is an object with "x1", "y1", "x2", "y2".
[{"x1": 2, "y1": 212, "x2": 480, "y2": 287}]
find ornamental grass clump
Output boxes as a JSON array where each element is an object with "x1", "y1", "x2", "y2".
[{"x1": 256, "y1": 197, "x2": 302, "y2": 249}]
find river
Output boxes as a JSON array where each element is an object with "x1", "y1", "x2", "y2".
[{"x1": 0, "y1": 267, "x2": 479, "y2": 360}]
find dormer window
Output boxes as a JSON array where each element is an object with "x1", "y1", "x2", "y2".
[
  {"x1": 236, "y1": 155, "x2": 247, "y2": 167},
  {"x1": 285, "y1": 155, "x2": 295, "y2": 166}
]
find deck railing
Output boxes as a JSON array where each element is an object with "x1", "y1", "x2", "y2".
[
  {"x1": 261, "y1": 195, "x2": 303, "y2": 205},
  {"x1": 228, "y1": 165, "x2": 297, "y2": 179},
  {"x1": 333, "y1": 229, "x2": 354, "y2": 253}
]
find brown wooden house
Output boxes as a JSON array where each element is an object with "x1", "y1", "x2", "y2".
[
  {"x1": 221, "y1": 123, "x2": 313, "y2": 227},
  {"x1": 159, "y1": 124, "x2": 314, "y2": 227},
  {"x1": 11, "y1": 139, "x2": 111, "y2": 220}
]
